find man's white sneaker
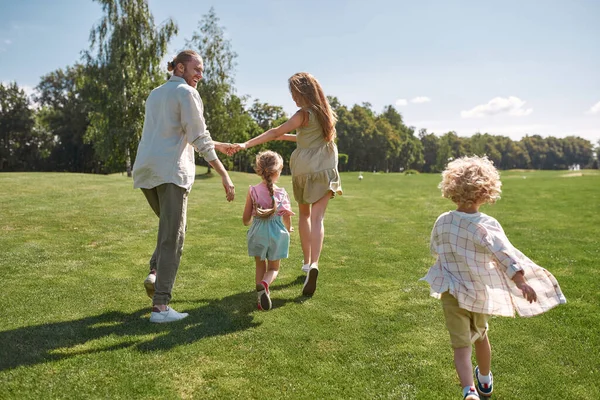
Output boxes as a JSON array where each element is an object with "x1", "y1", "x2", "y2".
[
  {"x1": 149, "y1": 307, "x2": 189, "y2": 323},
  {"x1": 301, "y1": 263, "x2": 311, "y2": 273},
  {"x1": 144, "y1": 272, "x2": 156, "y2": 299},
  {"x1": 302, "y1": 264, "x2": 319, "y2": 296}
]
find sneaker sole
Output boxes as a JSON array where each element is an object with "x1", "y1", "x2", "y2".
[
  {"x1": 259, "y1": 292, "x2": 272, "y2": 310},
  {"x1": 149, "y1": 314, "x2": 189, "y2": 323},
  {"x1": 256, "y1": 284, "x2": 272, "y2": 311},
  {"x1": 302, "y1": 268, "x2": 318, "y2": 296},
  {"x1": 144, "y1": 280, "x2": 155, "y2": 299}
]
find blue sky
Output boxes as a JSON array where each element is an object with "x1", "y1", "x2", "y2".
[{"x1": 1, "y1": 0, "x2": 599, "y2": 143}]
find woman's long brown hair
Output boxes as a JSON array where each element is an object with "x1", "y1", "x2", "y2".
[{"x1": 289, "y1": 72, "x2": 337, "y2": 142}]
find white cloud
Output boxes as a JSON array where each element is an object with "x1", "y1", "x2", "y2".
[
  {"x1": 395, "y1": 98, "x2": 408, "y2": 106},
  {"x1": 3, "y1": 39, "x2": 11, "y2": 45},
  {"x1": 411, "y1": 96, "x2": 431, "y2": 104},
  {"x1": 461, "y1": 96, "x2": 533, "y2": 118},
  {"x1": 586, "y1": 101, "x2": 600, "y2": 115}
]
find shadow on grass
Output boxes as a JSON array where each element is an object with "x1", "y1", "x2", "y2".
[
  {"x1": 194, "y1": 171, "x2": 215, "y2": 180},
  {"x1": 0, "y1": 277, "x2": 305, "y2": 371}
]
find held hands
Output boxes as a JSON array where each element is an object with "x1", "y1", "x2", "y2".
[
  {"x1": 227, "y1": 143, "x2": 246, "y2": 156},
  {"x1": 512, "y1": 272, "x2": 537, "y2": 303},
  {"x1": 214, "y1": 142, "x2": 247, "y2": 157},
  {"x1": 214, "y1": 142, "x2": 234, "y2": 155}
]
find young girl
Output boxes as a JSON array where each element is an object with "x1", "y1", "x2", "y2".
[
  {"x1": 421, "y1": 156, "x2": 566, "y2": 399},
  {"x1": 234, "y1": 72, "x2": 342, "y2": 296},
  {"x1": 243, "y1": 151, "x2": 294, "y2": 310}
]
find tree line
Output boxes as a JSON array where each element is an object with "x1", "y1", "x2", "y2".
[{"x1": 1, "y1": 0, "x2": 598, "y2": 175}]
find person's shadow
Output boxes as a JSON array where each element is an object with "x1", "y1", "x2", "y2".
[{"x1": 0, "y1": 276, "x2": 305, "y2": 371}]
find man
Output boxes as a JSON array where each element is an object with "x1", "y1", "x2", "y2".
[{"x1": 132, "y1": 50, "x2": 235, "y2": 323}]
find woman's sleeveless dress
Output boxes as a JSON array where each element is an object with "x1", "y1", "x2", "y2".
[{"x1": 289, "y1": 110, "x2": 343, "y2": 204}]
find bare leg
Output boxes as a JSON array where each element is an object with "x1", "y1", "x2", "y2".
[
  {"x1": 255, "y1": 257, "x2": 275, "y2": 311},
  {"x1": 262, "y1": 260, "x2": 280, "y2": 286},
  {"x1": 474, "y1": 334, "x2": 491, "y2": 375},
  {"x1": 309, "y1": 192, "x2": 331, "y2": 265},
  {"x1": 298, "y1": 203, "x2": 311, "y2": 265},
  {"x1": 255, "y1": 257, "x2": 267, "y2": 285},
  {"x1": 454, "y1": 346, "x2": 475, "y2": 388}
]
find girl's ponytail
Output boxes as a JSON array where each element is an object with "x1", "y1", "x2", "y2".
[{"x1": 254, "y1": 151, "x2": 284, "y2": 218}]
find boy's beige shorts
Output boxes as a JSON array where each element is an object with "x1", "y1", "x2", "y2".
[{"x1": 441, "y1": 292, "x2": 490, "y2": 349}]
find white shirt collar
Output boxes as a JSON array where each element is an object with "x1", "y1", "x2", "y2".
[{"x1": 169, "y1": 75, "x2": 186, "y2": 84}]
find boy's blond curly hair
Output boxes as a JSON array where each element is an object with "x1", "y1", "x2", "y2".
[{"x1": 439, "y1": 156, "x2": 502, "y2": 207}]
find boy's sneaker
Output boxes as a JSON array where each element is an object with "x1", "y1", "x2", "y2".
[
  {"x1": 144, "y1": 271, "x2": 156, "y2": 299},
  {"x1": 256, "y1": 281, "x2": 272, "y2": 311},
  {"x1": 463, "y1": 386, "x2": 480, "y2": 400},
  {"x1": 302, "y1": 264, "x2": 319, "y2": 296},
  {"x1": 301, "y1": 263, "x2": 311, "y2": 273},
  {"x1": 149, "y1": 307, "x2": 189, "y2": 323},
  {"x1": 475, "y1": 366, "x2": 493, "y2": 397}
]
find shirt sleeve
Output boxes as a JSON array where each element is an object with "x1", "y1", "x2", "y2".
[
  {"x1": 180, "y1": 88, "x2": 217, "y2": 162},
  {"x1": 475, "y1": 224, "x2": 523, "y2": 279},
  {"x1": 276, "y1": 189, "x2": 296, "y2": 216},
  {"x1": 429, "y1": 215, "x2": 444, "y2": 256}
]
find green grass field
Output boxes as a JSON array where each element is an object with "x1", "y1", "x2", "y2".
[{"x1": 1, "y1": 169, "x2": 599, "y2": 399}]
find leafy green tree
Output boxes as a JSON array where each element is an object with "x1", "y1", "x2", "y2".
[
  {"x1": 419, "y1": 129, "x2": 440, "y2": 172},
  {"x1": 469, "y1": 133, "x2": 502, "y2": 166},
  {"x1": 36, "y1": 65, "x2": 98, "y2": 172},
  {"x1": 0, "y1": 82, "x2": 51, "y2": 171},
  {"x1": 561, "y1": 136, "x2": 594, "y2": 168},
  {"x1": 378, "y1": 106, "x2": 404, "y2": 171},
  {"x1": 543, "y1": 137, "x2": 566, "y2": 169},
  {"x1": 249, "y1": 100, "x2": 286, "y2": 131},
  {"x1": 185, "y1": 7, "x2": 242, "y2": 172},
  {"x1": 397, "y1": 125, "x2": 424, "y2": 171},
  {"x1": 83, "y1": 0, "x2": 177, "y2": 174},
  {"x1": 336, "y1": 104, "x2": 379, "y2": 171},
  {"x1": 378, "y1": 106, "x2": 424, "y2": 171},
  {"x1": 435, "y1": 131, "x2": 467, "y2": 171},
  {"x1": 495, "y1": 136, "x2": 530, "y2": 169},
  {"x1": 243, "y1": 100, "x2": 294, "y2": 173},
  {"x1": 520, "y1": 135, "x2": 549, "y2": 169},
  {"x1": 594, "y1": 140, "x2": 600, "y2": 169}
]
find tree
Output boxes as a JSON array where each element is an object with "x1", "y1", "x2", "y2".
[
  {"x1": 561, "y1": 136, "x2": 594, "y2": 168},
  {"x1": 398, "y1": 126, "x2": 424, "y2": 171},
  {"x1": 0, "y1": 82, "x2": 50, "y2": 171},
  {"x1": 249, "y1": 100, "x2": 286, "y2": 131},
  {"x1": 185, "y1": 7, "x2": 239, "y2": 172},
  {"x1": 495, "y1": 136, "x2": 530, "y2": 170},
  {"x1": 419, "y1": 129, "x2": 439, "y2": 172},
  {"x1": 243, "y1": 100, "x2": 294, "y2": 173},
  {"x1": 83, "y1": 0, "x2": 177, "y2": 175},
  {"x1": 36, "y1": 65, "x2": 98, "y2": 172},
  {"x1": 336, "y1": 104, "x2": 378, "y2": 171},
  {"x1": 435, "y1": 131, "x2": 467, "y2": 171},
  {"x1": 594, "y1": 140, "x2": 600, "y2": 169}
]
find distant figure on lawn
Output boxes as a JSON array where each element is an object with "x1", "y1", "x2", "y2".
[
  {"x1": 421, "y1": 155, "x2": 566, "y2": 400},
  {"x1": 242, "y1": 151, "x2": 294, "y2": 311},
  {"x1": 230, "y1": 72, "x2": 342, "y2": 297},
  {"x1": 132, "y1": 49, "x2": 235, "y2": 323}
]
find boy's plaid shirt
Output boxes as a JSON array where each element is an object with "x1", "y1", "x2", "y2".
[{"x1": 421, "y1": 211, "x2": 566, "y2": 317}]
